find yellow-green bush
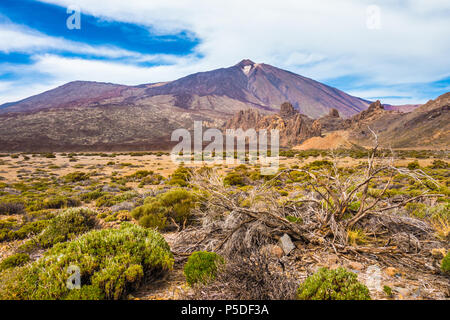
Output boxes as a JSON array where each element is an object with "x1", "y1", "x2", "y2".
[
  {"x1": 37, "y1": 207, "x2": 97, "y2": 248},
  {"x1": 184, "y1": 251, "x2": 225, "y2": 286},
  {"x1": 0, "y1": 253, "x2": 30, "y2": 272},
  {"x1": 407, "y1": 161, "x2": 420, "y2": 170},
  {"x1": 0, "y1": 201, "x2": 25, "y2": 215},
  {"x1": 442, "y1": 251, "x2": 450, "y2": 274},
  {"x1": 0, "y1": 223, "x2": 173, "y2": 300},
  {"x1": 43, "y1": 196, "x2": 81, "y2": 209},
  {"x1": 224, "y1": 172, "x2": 245, "y2": 186},
  {"x1": 297, "y1": 267, "x2": 371, "y2": 300},
  {"x1": 1, "y1": 220, "x2": 48, "y2": 242},
  {"x1": 132, "y1": 188, "x2": 196, "y2": 230},
  {"x1": 64, "y1": 172, "x2": 90, "y2": 183},
  {"x1": 168, "y1": 166, "x2": 192, "y2": 187}
]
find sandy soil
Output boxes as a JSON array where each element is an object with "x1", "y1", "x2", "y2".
[
  {"x1": 294, "y1": 131, "x2": 353, "y2": 150},
  {"x1": 0, "y1": 153, "x2": 441, "y2": 183}
]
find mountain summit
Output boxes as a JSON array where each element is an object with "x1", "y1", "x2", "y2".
[
  {"x1": 0, "y1": 60, "x2": 376, "y2": 151},
  {"x1": 236, "y1": 59, "x2": 256, "y2": 67},
  {"x1": 0, "y1": 60, "x2": 370, "y2": 119}
]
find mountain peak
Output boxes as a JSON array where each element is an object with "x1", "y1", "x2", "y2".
[{"x1": 236, "y1": 59, "x2": 256, "y2": 67}]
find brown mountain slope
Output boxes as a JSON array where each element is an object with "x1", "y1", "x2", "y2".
[
  {"x1": 0, "y1": 104, "x2": 213, "y2": 152},
  {"x1": 0, "y1": 81, "x2": 128, "y2": 113},
  {"x1": 348, "y1": 93, "x2": 450, "y2": 149},
  {"x1": 140, "y1": 59, "x2": 369, "y2": 118},
  {"x1": 0, "y1": 60, "x2": 372, "y2": 152},
  {"x1": 0, "y1": 59, "x2": 370, "y2": 119}
]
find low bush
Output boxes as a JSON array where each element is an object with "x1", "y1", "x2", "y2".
[
  {"x1": 224, "y1": 172, "x2": 246, "y2": 186},
  {"x1": 37, "y1": 208, "x2": 97, "y2": 248},
  {"x1": 128, "y1": 170, "x2": 152, "y2": 180},
  {"x1": 442, "y1": 251, "x2": 450, "y2": 274},
  {"x1": 64, "y1": 172, "x2": 90, "y2": 183},
  {"x1": 43, "y1": 196, "x2": 81, "y2": 209},
  {"x1": 304, "y1": 160, "x2": 333, "y2": 170},
  {"x1": 184, "y1": 251, "x2": 225, "y2": 286},
  {"x1": 0, "y1": 253, "x2": 30, "y2": 272},
  {"x1": 383, "y1": 285, "x2": 393, "y2": 297},
  {"x1": 1, "y1": 220, "x2": 48, "y2": 242},
  {"x1": 297, "y1": 267, "x2": 371, "y2": 300},
  {"x1": 407, "y1": 161, "x2": 420, "y2": 170},
  {"x1": 132, "y1": 189, "x2": 197, "y2": 230},
  {"x1": 168, "y1": 166, "x2": 192, "y2": 187},
  {"x1": 0, "y1": 223, "x2": 174, "y2": 300},
  {"x1": 79, "y1": 190, "x2": 106, "y2": 202},
  {"x1": 95, "y1": 194, "x2": 116, "y2": 207},
  {"x1": 405, "y1": 202, "x2": 427, "y2": 219},
  {"x1": 0, "y1": 201, "x2": 25, "y2": 215},
  {"x1": 430, "y1": 160, "x2": 448, "y2": 169},
  {"x1": 347, "y1": 228, "x2": 367, "y2": 246}
]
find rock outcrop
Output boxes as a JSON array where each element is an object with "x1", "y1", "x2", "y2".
[
  {"x1": 348, "y1": 93, "x2": 450, "y2": 148},
  {"x1": 314, "y1": 108, "x2": 351, "y2": 132},
  {"x1": 224, "y1": 102, "x2": 322, "y2": 147}
]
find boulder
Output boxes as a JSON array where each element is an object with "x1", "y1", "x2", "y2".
[{"x1": 279, "y1": 233, "x2": 295, "y2": 255}]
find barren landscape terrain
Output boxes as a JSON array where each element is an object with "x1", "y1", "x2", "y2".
[{"x1": 0, "y1": 148, "x2": 448, "y2": 300}]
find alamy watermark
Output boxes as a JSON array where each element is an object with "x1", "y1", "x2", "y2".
[
  {"x1": 66, "y1": 265, "x2": 81, "y2": 290},
  {"x1": 365, "y1": 265, "x2": 382, "y2": 292},
  {"x1": 171, "y1": 121, "x2": 280, "y2": 175},
  {"x1": 66, "y1": 5, "x2": 81, "y2": 30},
  {"x1": 366, "y1": 5, "x2": 382, "y2": 30}
]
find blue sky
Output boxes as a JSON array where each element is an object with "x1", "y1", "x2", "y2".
[{"x1": 0, "y1": 0, "x2": 449, "y2": 105}]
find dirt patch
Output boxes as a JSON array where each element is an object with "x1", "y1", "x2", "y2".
[{"x1": 294, "y1": 131, "x2": 353, "y2": 150}]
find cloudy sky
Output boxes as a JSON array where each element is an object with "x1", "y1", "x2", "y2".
[{"x1": 0, "y1": 0, "x2": 449, "y2": 105}]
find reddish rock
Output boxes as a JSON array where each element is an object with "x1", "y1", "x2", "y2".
[{"x1": 224, "y1": 102, "x2": 322, "y2": 147}]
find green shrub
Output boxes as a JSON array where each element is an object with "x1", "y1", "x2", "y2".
[
  {"x1": 44, "y1": 153, "x2": 56, "y2": 159},
  {"x1": 442, "y1": 251, "x2": 450, "y2": 274},
  {"x1": 138, "y1": 213, "x2": 167, "y2": 229},
  {"x1": 383, "y1": 285, "x2": 393, "y2": 297},
  {"x1": 286, "y1": 215, "x2": 303, "y2": 224},
  {"x1": 184, "y1": 251, "x2": 225, "y2": 286},
  {"x1": 64, "y1": 172, "x2": 90, "y2": 183},
  {"x1": 289, "y1": 170, "x2": 308, "y2": 182},
  {"x1": 224, "y1": 172, "x2": 245, "y2": 186},
  {"x1": 79, "y1": 190, "x2": 106, "y2": 202},
  {"x1": 167, "y1": 178, "x2": 188, "y2": 187},
  {"x1": 4, "y1": 220, "x2": 48, "y2": 242},
  {"x1": 0, "y1": 223, "x2": 173, "y2": 300},
  {"x1": 128, "y1": 170, "x2": 164, "y2": 186},
  {"x1": 43, "y1": 196, "x2": 81, "y2": 209},
  {"x1": 429, "y1": 203, "x2": 450, "y2": 221},
  {"x1": 0, "y1": 253, "x2": 30, "y2": 272},
  {"x1": 430, "y1": 160, "x2": 448, "y2": 169},
  {"x1": 0, "y1": 201, "x2": 25, "y2": 215},
  {"x1": 297, "y1": 267, "x2": 371, "y2": 300},
  {"x1": 95, "y1": 194, "x2": 116, "y2": 207},
  {"x1": 132, "y1": 189, "x2": 196, "y2": 230},
  {"x1": 407, "y1": 161, "x2": 420, "y2": 170},
  {"x1": 168, "y1": 166, "x2": 192, "y2": 187},
  {"x1": 405, "y1": 202, "x2": 427, "y2": 219},
  {"x1": 37, "y1": 208, "x2": 97, "y2": 248},
  {"x1": 128, "y1": 170, "x2": 152, "y2": 180},
  {"x1": 348, "y1": 201, "x2": 361, "y2": 212},
  {"x1": 304, "y1": 160, "x2": 333, "y2": 170},
  {"x1": 141, "y1": 174, "x2": 164, "y2": 186}
]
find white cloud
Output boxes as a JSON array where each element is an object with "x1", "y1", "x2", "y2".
[
  {"x1": 0, "y1": 22, "x2": 144, "y2": 59},
  {"x1": 0, "y1": 54, "x2": 204, "y2": 104},
  {"x1": 2, "y1": 0, "x2": 449, "y2": 104},
  {"x1": 0, "y1": 80, "x2": 62, "y2": 104},
  {"x1": 30, "y1": 54, "x2": 201, "y2": 84}
]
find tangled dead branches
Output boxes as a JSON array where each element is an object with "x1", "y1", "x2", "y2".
[
  {"x1": 171, "y1": 130, "x2": 446, "y2": 286},
  {"x1": 183, "y1": 252, "x2": 299, "y2": 300}
]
